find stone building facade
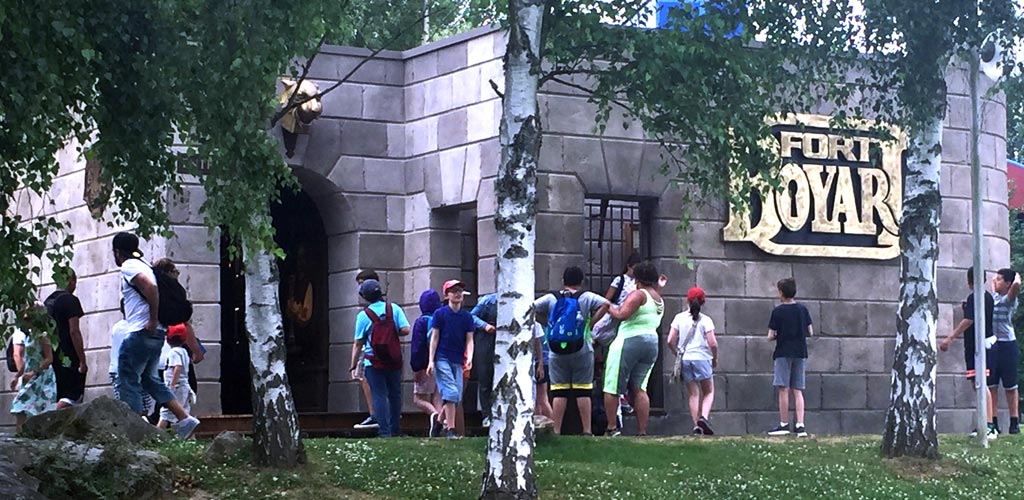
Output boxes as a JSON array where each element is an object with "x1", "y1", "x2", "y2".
[{"x1": 0, "y1": 26, "x2": 1011, "y2": 434}]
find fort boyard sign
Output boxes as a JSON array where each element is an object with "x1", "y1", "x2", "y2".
[{"x1": 723, "y1": 114, "x2": 906, "y2": 260}]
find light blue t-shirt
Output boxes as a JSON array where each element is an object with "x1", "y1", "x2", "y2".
[{"x1": 354, "y1": 301, "x2": 410, "y2": 366}]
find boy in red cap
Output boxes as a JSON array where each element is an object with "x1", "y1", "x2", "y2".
[
  {"x1": 157, "y1": 324, "x2": 194, "y2": 429},
  {"x1": 428, "y1": 279, "x2": 475, "y2": 439},
  {"x1": 667, "y1": 287, "x2": 718, "y2": 435}
]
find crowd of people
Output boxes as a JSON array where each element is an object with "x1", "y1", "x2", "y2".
[
  {"x1": 7, "y1": 232, "x2": 1020, "y2": 440},
  {"x1": 8, "y1": 232, "x2": 202, "y2": 438},
  {"x1": 351, "y1": 256, "x2": 820, "y2": 438}
]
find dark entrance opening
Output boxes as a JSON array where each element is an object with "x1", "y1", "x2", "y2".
[
  {"x1": 219, "y1": 233, "x2": 252, "y2": 415},
  {"x1": 273, "y1": 188, "x2": 330, "y2": 413},
  {"x1": 219, "y1": 187, "x2": 330, "y2": 414}
]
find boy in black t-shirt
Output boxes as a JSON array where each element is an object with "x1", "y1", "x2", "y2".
[
  {"x1": 766, "y1": 278, "x2": 813, "y2": 437},
  {"x1": 939, "y1": 267, "x2": 998, "y2": 438}
]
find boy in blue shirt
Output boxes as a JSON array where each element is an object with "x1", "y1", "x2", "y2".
[
  {"x1": 350, "y1": 279, "x2": 410, "y2": 438},
  {"x1": 428, "y1": 279, "x2": 476, "y2": 439}
]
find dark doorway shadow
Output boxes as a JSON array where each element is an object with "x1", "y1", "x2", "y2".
[
  {"x1": 219, "y1": 187, "x2": 330, "y2": 414},
  {"x1": 219, "y1": 233, "x2": 252, "y2": 414},
  {"x1": 273, "y1": 188, "x2": 330, "y2": 413}
]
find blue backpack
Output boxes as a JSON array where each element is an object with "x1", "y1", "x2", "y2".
[{"x1": 546, "y1": 290, "x2": 588, "y2": 354}]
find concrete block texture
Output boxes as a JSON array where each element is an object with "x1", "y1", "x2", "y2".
[
  {"x1": 819, "y1": 301, "x2": 868, "y2": 337},
  {"x1": 725, "y1": 299, "x2": 775, "y2": 336},
  {"x1": 744, "y1": 261, "x2": 793, "y2": 298},
  {"x1": 724, "y1": 374, "x2": 776, "y2": 411},
  {"x1": 821, "y1": 374, "x2": 868, "y2": 410},
  {"x1": 559, "y1": 135, "x2": 610, "y2": 194},
  {"x1": 698, "y1": 260, "x2": 747, "y2": 297},
  {"x1": 838, "y1": 263, "x2": 899, "y2": 300},
  {"x1": 838, "y1": 338, "x2": 883, "y2": 373}
]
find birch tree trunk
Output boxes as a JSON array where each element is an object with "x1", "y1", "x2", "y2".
[
  {"x1": 480, "y1": 1, "x2": 543, "y2": 498},
  {"x1": 881, "y1": 116, "x2": 942, "y2": 459},
  {"x1": 244, "y1": 243, "x2": 306, "y2": 467}
]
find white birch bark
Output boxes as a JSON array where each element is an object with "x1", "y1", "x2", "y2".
[
  {"x1": 244, "y1": 243, "x2": 306, "y2": 467},
  {"x1": 881, "y1": 116, "x2": 942, "y2": 458},
  {"x1": 480, "y1": 1, "x2": 543, "y2": 498}
]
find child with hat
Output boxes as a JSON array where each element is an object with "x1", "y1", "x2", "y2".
[
  {"x1": 157, "y1": 324, "x2": 195, "y2": 429},
  {"x1": 427, "y1": 279, "x2": 475, "y2": 439},
  {"x1": 667, "y1": 287, "x2": 718, "y2": 436}
]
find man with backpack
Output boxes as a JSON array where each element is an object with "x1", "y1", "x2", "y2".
[
  {"x1": 44, "y1": 269, "x2": 88, "y2": 409},
  {"x1": 112, "y1": 232, "x2": 200, "y2": 438},
  {"x1": 350, "y1": 278, "x2": 410, "y2": 438},
  {"x1": 534, "y1": 266, "x2": 610, "y2": 435}
]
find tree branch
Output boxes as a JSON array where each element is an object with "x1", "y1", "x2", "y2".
[
  {"x1": 270, "y1": 8, "x2": 433, "y2": 128},
  {"x1": 548, "y1": 75, "x2": 634, "y2": 114},
  {"x1": 489, "y1": 79, "x2": 504, "y2": 99}
]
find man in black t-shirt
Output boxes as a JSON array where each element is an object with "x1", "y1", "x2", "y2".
[
  {"x1": 44, "y1": 270, "x2": 88, "y2": 408},
  {"x1": 940, "y1": 267, "x2": 998, "y2": 438}
]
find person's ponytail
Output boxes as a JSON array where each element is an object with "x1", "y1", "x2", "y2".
[{"x1": 689, "y1": 299, "x2": 701, "y2": 321}]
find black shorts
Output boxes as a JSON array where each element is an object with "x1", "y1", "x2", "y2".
[
  {"x1": 993, "y1": 341, "x2": 1019, "y2": 390},
  {"x1": 965, "y1": 344, "x2": 998, "y2": 388},
  {"x1": 54, "y1": 363, "x2": 86, "y2": 404}
]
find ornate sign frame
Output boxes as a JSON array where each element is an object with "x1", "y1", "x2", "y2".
[{"x1": 722, "y1": 114, "x2": 906, "y2": 260}]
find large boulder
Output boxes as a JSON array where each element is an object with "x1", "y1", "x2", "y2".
[
  {"x1": 0, "y1": 436, "x2": 172, "y2": 499},
  {"x1": 21, "y1": 396, "x2": 165, "y2": 445},
  {"x1": 203, "y1": 431, "x2": 250, "y2": 464},
  {"x1": 0, "y1": 438, "x2": 47, "y2": 499}
]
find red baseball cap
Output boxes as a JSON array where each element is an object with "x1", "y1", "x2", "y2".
[
  {"x1": 686, "y1": 287, "x2": 706, "y2": 304},
  {"x1": 442, "y1": 280, "x2": 467, "y2": 295},
  {"x1": 167, "y1": 323, "x2": 188, "y2": 342}
]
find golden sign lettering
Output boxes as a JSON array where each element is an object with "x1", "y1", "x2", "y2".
[{"x1": 723, "y1": 114, "x2": 906, "y2": 259}]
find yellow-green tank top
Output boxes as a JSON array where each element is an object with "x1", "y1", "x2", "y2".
[{"x1": 618, "y1": 289, "x2": 664, "y2": 338}]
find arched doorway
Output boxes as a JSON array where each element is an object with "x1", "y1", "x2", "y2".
[
  {"x1": 272, "y1": 188, "x2": 330, "y2": 413},
  {"x1": 219, "y1": 187, "x2": 330, "y2": 414}
]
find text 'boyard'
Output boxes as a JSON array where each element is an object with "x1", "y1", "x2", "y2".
[{"x1": 723, "y1": 114, "x2": 906, "y2": 259}]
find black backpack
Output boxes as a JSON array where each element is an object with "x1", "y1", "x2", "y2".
[
  {"x1": 5, "y1": 338, "x2": 16, "y2": 372},
  {"x1": 126, "y1": 259, "x2": 194, "y2": 326}
]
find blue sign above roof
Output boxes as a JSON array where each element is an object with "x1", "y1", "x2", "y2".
[{"x1": 655, "y1": 0, "x2": 744, "y2": 38}]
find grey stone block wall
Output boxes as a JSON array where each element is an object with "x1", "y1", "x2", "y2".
[
  {"x1": 294, "y1": 27, "x2": 1007, "y2": 436},
  {"x1": 5, "y1": 27, "x2": 1010, "y2": 436}
]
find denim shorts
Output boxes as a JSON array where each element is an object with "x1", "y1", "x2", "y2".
[
  {"x1": 681, "y1": 359, "x2": 713, "y2": 383},
  {"x1": 433, "y1": 358, "x2": 464, "y2": 404},
  {"x1": 773, "y1": 357, "x2": 806, "y2": 390}
]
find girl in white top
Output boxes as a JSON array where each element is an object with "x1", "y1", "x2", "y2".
[{"x1": 667, "y1": 287, "x2": 719, "y2": 435}]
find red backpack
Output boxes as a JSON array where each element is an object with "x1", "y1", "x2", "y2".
[{"x1": 365, "y1": 303, "x2": 402, "y2": 370}]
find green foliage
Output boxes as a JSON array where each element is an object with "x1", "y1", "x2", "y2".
[
  {"x1": 1007, "y1": 74, "x2": 1023, "y2": 161},
  {"x1": 1009, "y1": 207, "x2": 1024, "y2": 381},
  {"x1": 0, "y1": 0, "x2": 501, "y2": 339},
  {"x1": 29, "y1": 438, "x2": 169, "y2": 500},
  {"x1": 532, "y1": 0, "x2": 1024, "y2": 245},
  {"x1": 337, "y1": 0, "x2": 501, "y2": 50},
  {"x1": 0, "y1": 1, "x2": 354, "y2": 336},
  {"x1": 155, "y1": 436, "x2": 1024, "y2": 499}
]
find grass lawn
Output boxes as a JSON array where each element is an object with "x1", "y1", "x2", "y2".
[{"x1": 158, "y1": 434, "x2": 1023, "y2": 499}]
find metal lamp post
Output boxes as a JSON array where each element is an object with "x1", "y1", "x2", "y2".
[{"x1": 968, "y1": 48, "x2": 988, "y2": 447}]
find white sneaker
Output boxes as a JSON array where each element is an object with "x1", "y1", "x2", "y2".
[
  {"x1": 175, "y1": 416, "x2": 200, "y2": 439},
  {"x1": 987, "y1": 426, "x2": 998, "y2": 440}
]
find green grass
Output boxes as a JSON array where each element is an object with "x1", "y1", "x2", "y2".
[{"x1": 156, "y1": 435, "x2": 1024, "y2": 499}]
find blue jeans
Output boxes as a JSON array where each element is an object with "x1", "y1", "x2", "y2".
[
  {"x1": 433, "y1": 358, "x2": 464, "y2": 404},
  {"x1": 116, "y1": 329, "x2": 176, "y2": 414},
  {"x1": 364, "y1": 365, "x2": 402, "y2": 438}
]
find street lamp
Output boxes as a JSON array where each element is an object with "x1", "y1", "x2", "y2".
[{"x1": 969, "y1": 30, "x2": 1006, "y2": 447}]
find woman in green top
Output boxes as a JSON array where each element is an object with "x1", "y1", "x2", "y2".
[{"x1": 603, "y1": 261, "x2": 666, "y2": 436}]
